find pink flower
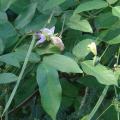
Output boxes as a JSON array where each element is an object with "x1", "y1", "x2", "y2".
[{"x1": 51, "y1": 36, "x2": 64, "y2": 51}]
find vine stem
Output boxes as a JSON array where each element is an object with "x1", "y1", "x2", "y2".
[
  {"x1": 116, "y1": 47, "x2": 120, "y2": 66},
  {"x1": 114, "y1": 46, "x2": 120, "y2": 120},
  {"x1": 96, "y1": 104, "x2": 113, "y2": 120},
  {"x1": 99, "y1": 45, "x2": 109, "y2": 61},
  {"x1": 88, "y1": 86, "x2": 109, "y2": 120},
  {"x1": 2, "y1": 35, "x2": 36, "y2": 117},
  {"x1": 5, "y1": 90, "x2": 8, "y2": 120},
  {"x1": 118, "y1": 112, "x2": 120, "y2": 120},
  {"x1": 59, "y1": 15, "x2": 66, "y2": 37},
  {"x1": 114, "y1": 85, "x2": 120, "y2": 120}
]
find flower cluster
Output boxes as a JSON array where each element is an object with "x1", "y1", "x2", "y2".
[{"x1": 35, "y1": 26, "x2": 64, "y2": 51}]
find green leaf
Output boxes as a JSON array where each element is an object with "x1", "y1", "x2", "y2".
[
  {"x1": 36, "y1": 44, "x2": 60, "y2": 55},
  {"x1": 72, "y1": 39, "x2": 93, "y2": 60},
  {"x1": 112, "y1": 6, "x2": 120, "y2": 18},
  {"x1": 37, "y1": 0, "x2": 63, "y2": 16},
  {"x1": 43, "y1": 54, "x2": 83, "y2": 73},
  {"x1": 74, "y1": 0, "x2": 108, "y2": 13},
  {"x1": 67, "y1": 14, "x2": 93, "y2": 33},
  {"x1": 81, "y1": 60, "x2": 118, "y2": 86},
  {"x1": 0, "y1": 18, "x2": 18, "y2": 49},
  {"x1": 43, "y1": 0, "x2": 66, "y2": 11},
  {"x1": 61, "y1": 79, "x2": 79, "y2": 97},
  {"x1": 10, "y1": 0, "x2": 31, "y2": 13},
  {"x1": 62, "y1": 96, "x2": 74, "y2": 108},
  {"x1": 0, "y1": 73, "x2": 17, "y2": 84},
  {"x1": 95, "y1": 12, "x2": 118, "y2": 29},
  {"x1": 37, "y1": 63, "x2": 62, "y2": 120},
  {"x1": 103, "y1": 28, "x2": 120, "y2": 44},
  {"x1": 0, "y1": 11, "x2": 8, "y2": 23},
  {"x1": 36, "y1": 0, "x2": 48, "y2": 13},
  {"x1": 0, "y1": 50, "x2": 40, "y2": 67},
  {"x1": 106, "y1": 0, "x2": 118, "y2": 4},
  {"x1": 61, "y1": 0, "x2": 78, "y2": 10},
  {"x1": 0, "y1": 53, "x2": 20, "y2": 67},
  {"x1": 0, "y1": 0, "x2": 16, "y2": 11},
  {"x1": 62, "y1": 29, "x2": 82, "y2": 51},
  {"x1": 0, "y1": 44, "x2": 40, "y2": 67},
  {"x1": 14, "y1": 2, "x2": 37, "y2": 29},
  {"x1": 21, "y1": 14, "x2": 56, "y2": 33},
  {"x1": 77, "y1": 75, "x2": 104, "y2": 88},
  {"x1": 0, "y1": 39, "x2": 4, "y2": 54},
  {"x1": 14, "y1": 51, "x2": 40, "y2": 63},
  {"x1": 0, "y1": 21, "x2": 17, "y2": 40},
  {"x1": 67, "y1": 19, "x2": 93, "y2": 33}
]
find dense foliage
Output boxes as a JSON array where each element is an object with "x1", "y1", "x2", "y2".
[{"x1": 0, "y1": 0, "x2": 120, "y2": 120}]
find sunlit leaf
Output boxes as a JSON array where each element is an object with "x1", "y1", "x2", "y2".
[
  {"x1": 67, "y1": 14, "x2": 93, "y2": 33},
  {"x1": 112, "y1": 6, "x2": 120, "y2": 18},
  {"x1": 106, "y1": 0, "x2": 118, "y2": 4},
  {"x1": 81, "y1": 60, "x2": 118, "y2": 86},
  {"x1": 43, "y1": 54, "x2": 83, "y2": 73},
  {"x1": 72, "y1": 39, "x2": 94, "y2": 60},
  {"x1": 74, "y1": 0, "x2": 108, "y2": 13}
]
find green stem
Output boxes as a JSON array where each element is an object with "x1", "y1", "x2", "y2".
[
  {"x1": 5, "y1": 90, "x2": 8, "y2": 120},
  {"x1": 100, "y1": 45, "x2": 109, "y2": 61},
  {"x1": 114, "y1": 86, "x2": 120, "y2": 120},
  {"x1": 2, "y1": 35, "x2": 36, "y2": 117},
  {"x1": 118, "y1": 112, "x2": 120, "y2": 120},
  {"x1": 60, "y1": 15, "x2": 66, "y2": 37},
  {"x1": 44, "y1": 10, "x2": 54, "y2": 28},
  {"x1": 114, "y1": 86, "x2": 118, "y2": 97},
  {"x1": 47, "y1": 10, "x2": 54, "y2": 24},
  {"x1": 88, "y1": 86, "x2": 109, "y2": 120},
  {"x1": 116, "y1": 47, "x2": 120, "y2": 66},
  {"x1": 96, "y1": 104, "x2": 113, "y2": 120}
]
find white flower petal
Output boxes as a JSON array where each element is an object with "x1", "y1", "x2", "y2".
[{"x1": 88, "y1": 42, "x2": 97, "y2": 55}]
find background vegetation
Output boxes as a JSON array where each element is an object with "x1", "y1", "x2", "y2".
[{"x1": 0, "y1": 0, "x2": 120, "y2": 120}]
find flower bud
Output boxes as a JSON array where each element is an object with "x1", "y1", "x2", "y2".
[
  {"x1": 51, "y1": 36, "x2": 64, "y2": 51},
  {"x1": 88, "y1": 42, "x2": 97, "y2": 56}
]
